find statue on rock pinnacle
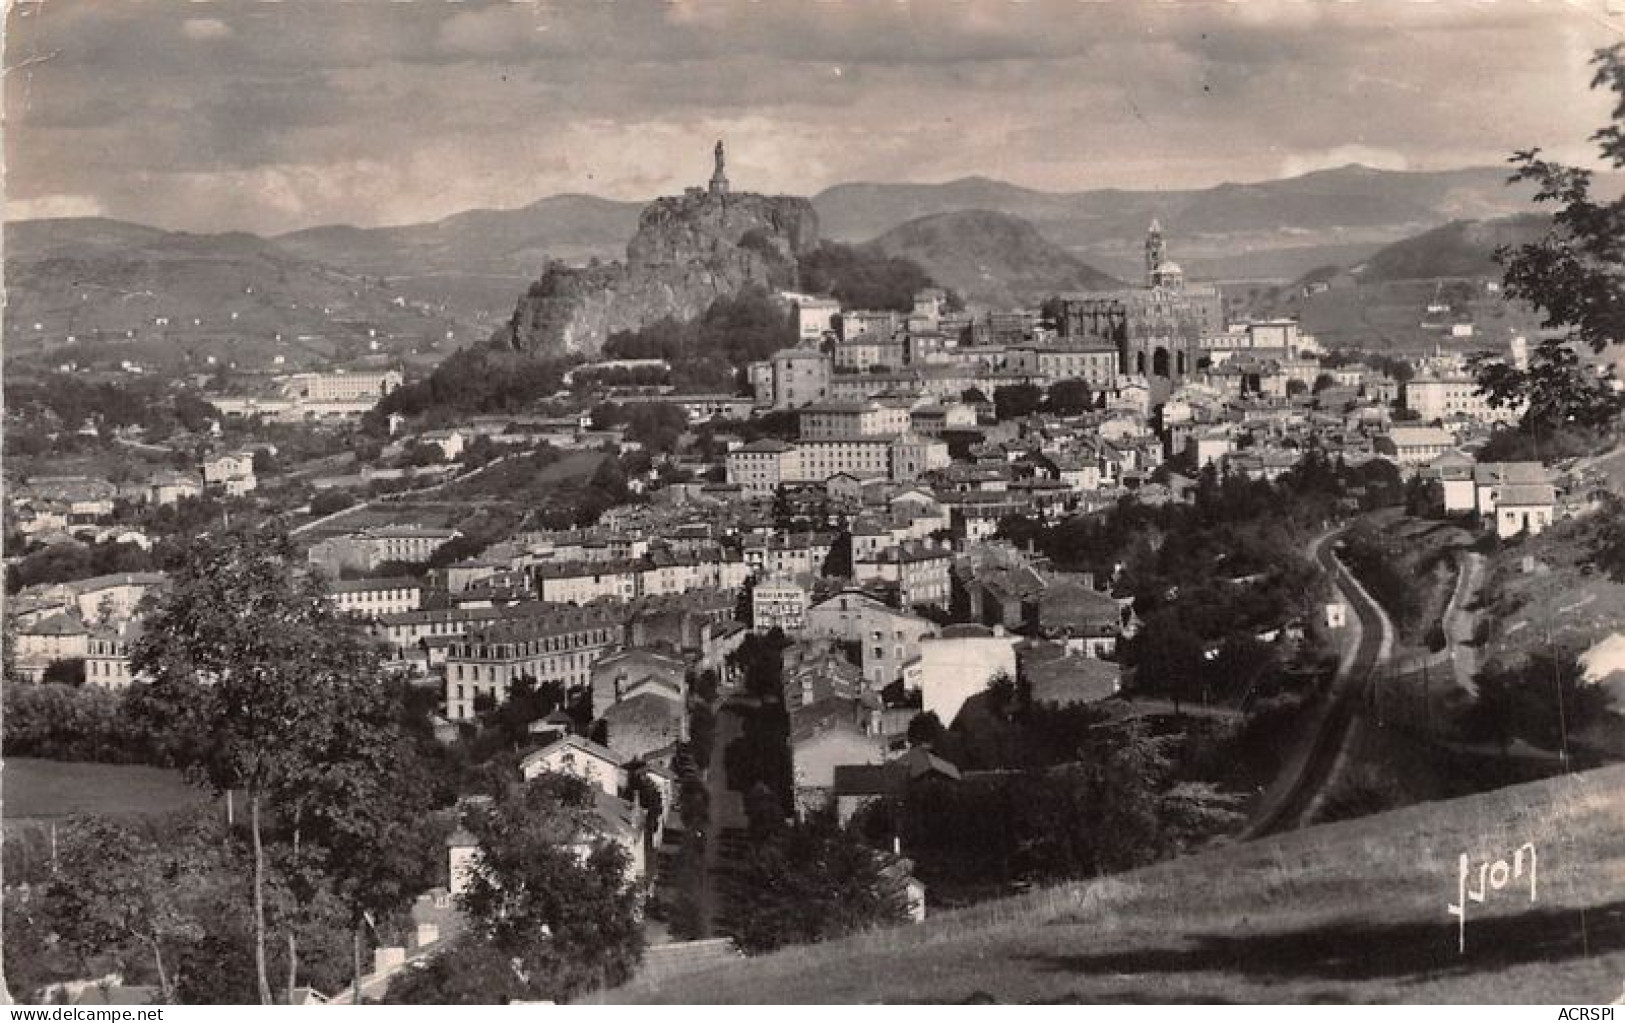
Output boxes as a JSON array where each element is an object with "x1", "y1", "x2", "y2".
[{"x1": 709, "y1": 139, "x2": 729, "y2": 197}]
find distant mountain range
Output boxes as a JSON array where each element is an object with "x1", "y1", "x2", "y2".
[
  {"x1": 3, "y1": 164, "x2": 1577, "y2": 367},
  {"x1": 814, "y1": 164, "x2": 1559, "y2": 281},
  {"x1": 255, "y1": 163, "x2": 1555, "y2": 281},
  {"x1": 819, "y1": 164, "x2": 1529, "y2": 240}
]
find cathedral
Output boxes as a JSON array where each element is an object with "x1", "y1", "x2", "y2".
[{"x1": 1048, "y1": 221, "x2": 1225, "y2": 403}]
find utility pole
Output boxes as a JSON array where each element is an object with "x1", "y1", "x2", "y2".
[{"x1": 1422, "y1": 656, "x2": 1431, "y2": 738}]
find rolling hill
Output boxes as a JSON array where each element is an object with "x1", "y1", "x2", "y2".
[
  {"x1": 603, "y1": 765, "x2": 1625, "y2": 1004},
  {"x1": 273, "y1": 194, "x2": 642, "y2": 276},
  {"x1": 1228, "y1": 213, "x2": 1556, "y2": 353},
  {"x1": 2, "y1": 218, "x2": 510, "y2": 372},
  {"x1": 864, "y1": 209, "x2": 1121, "y2": 307},
  {"x1": 1355, "y1": 214, "x2": 1551, "y2": 282}
]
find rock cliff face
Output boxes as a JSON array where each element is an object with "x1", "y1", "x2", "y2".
[{"x1": 492, "y1": 190, "x2": 820, "y2": 356}]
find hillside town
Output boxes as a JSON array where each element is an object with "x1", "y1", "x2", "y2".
[
  {"x1": 7, "y1": 4, "x2": 1625, "y2": 1009},
  {"x1": 11, "y1": 158, "x2": 1624, "y2": 1002}
]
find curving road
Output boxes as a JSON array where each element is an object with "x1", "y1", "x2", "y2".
[{"x1": 1243, "y1": 528, "x2": 1393, "y2": 838}]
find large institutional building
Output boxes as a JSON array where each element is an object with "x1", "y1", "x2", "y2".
[{"x1": 1046, "y1": 221, "x2": 1225, "y2": 402}]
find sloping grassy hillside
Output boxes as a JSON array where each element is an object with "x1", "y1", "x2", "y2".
[
  {"x1": 604, "y1": 766, "x2": 1625, "y2": 1004},
  {"x1": 1483, "y1": 517, "x2": 1625, "y2": 671}
]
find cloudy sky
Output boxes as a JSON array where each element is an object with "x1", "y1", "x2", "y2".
[{"x1": 5, "y1": 0, "x2": 1622, "y2": 235}]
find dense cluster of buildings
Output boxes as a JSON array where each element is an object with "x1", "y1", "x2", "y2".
[
  {"x1": 751, "y1": 223, "x2": 1271, "y2": 416},
  {"x1": 10, "y1": 210, "x2": 1607, "y2": 951}
]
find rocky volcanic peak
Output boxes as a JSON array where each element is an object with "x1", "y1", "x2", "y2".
[
  {"x1": 628, "y1": 191, "x2": 818, "y2": 266},
  {"x1": 493, "y1": 187, "x2": 819, "y2": 357}
]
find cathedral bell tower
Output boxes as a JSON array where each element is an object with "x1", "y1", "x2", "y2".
[{"x1": 1144, "y1": 217, "x2": 1166, "y2": 287}]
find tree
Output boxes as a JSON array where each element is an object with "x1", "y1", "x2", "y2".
[
  {"x1": 42, "y1": 657, "x2": 86, "y2": 687},
  {"x1": 1080, "y1": 722, "x2": 1175, "y2": 873},
  {"x1": 287, "y1": 709, "x2": 447, "y2": 1003},
  {"x1": 1474, "y1": 43, "x2": 1625, "y2": 433},
  {"x1": 732, "y1": 807, "x2": 908, "y2": 955},
  {"x1": 735, "y1": 574, "x2": 757, "y2": 627},
  {"x1": 174, "y1": 392, "x2": 220, "y2": 434},
  {"x1": 1044, "y1": 379, "x2": 1093, "y2": 417},
  {"x1": 821, "y1": 531, "x2": 853, "y2": 579},
  {"x1": 2, "y1": 684, "x2": 158, "y2": 764},
  {"x1": 1425, "y1": 619, "x2": 1448, "y2": 653},
  {"x1": 797, "y1": 242, "x2": 933, "y2": 312},
  {"x1": 906, "y1": 710, "x2": 945, "y2": 748},
  {"x1": 405, "y1": 442, "x2": 446, "y2": 467},
  {"x1": 448, "y1": 773, "x2": 644, "y2": 1002},
  {"x1": 1462, "y1": 648, "x2": 1617, "y2": 756},
  {"x1": 1589, "y1": 492, "x2": 1625, "y2": 582},
  {"x1": 993, "y1": 383, "x2": 1043, "y2": 421},
  {"x1": 251, "y1": 449, "x2": 281, "y2": 477},
  {"x1": 128, "y1": 525, "x2": 403, "y2": 1004},
  {"x1": 42, "y1": 816, "x2": 224, "y2": 1003},
  {"x1": 621, "y1": 403, "x2": 689, "y2": 455},
  {"x1": 383, "y1": 940, "x2": 530, "y2": 1005},
  {"x1": 309, "y1": 491, "x2": 356, "y2": 517},
  {"x1": 1285, "y1": 378, "x2": 1308, "y2": 398},
  {"x1": 1404, "y1": 475, "x2": 1443, "y2": 519},
  {"x1": 1131, "y1": 612, "x2": 1206, "y2": 713},
  {"x1": 4, "y1": 886, "x2": 79, "y2": 1003}
]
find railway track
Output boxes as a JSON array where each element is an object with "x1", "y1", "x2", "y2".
[{"x1": 1245, "y1": 532, "x2": 1391, "y2": 837}]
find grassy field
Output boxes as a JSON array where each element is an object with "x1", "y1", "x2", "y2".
[
  {"x1": 4, "y1": 757, "x2": 213, "y2": 822},
  {"x1": 601, "y1": 765, "x2": 1625, "y2": 1004},
  {"x1": 1481, "y1": 518, "x2": 1625, "y2": 670}
]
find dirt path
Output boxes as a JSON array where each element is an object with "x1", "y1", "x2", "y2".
[
  {"x1": 1443, "y1": 550, "x2": 1488, "y2": 695},
  {"x1": 696, "y1": 703, "x2": 746, "y2": 939}
]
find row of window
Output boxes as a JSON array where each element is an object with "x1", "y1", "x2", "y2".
[
  {"x1": 449, "y1": 656, "x2": 596, "y2": 683},
  {"x1": 338, "y1": 591, "x2": 418, "y2": 607},
  {"x1": 450, "y1": 627, "x2": 616, "y2": 660}
]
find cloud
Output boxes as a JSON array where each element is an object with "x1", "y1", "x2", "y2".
[
  {"x1": 7, "y1": 193, "x2": 106, "y2": 220},
  {"x1": 1279, "y1": 146, "x2": 1411, "y2": 180},
  {"x1": 181, "y1": 18, "x2": 231, "y2": 42},
  {"x1": 5, "y1": 0, "x2": 1622, "y2": 233}
]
